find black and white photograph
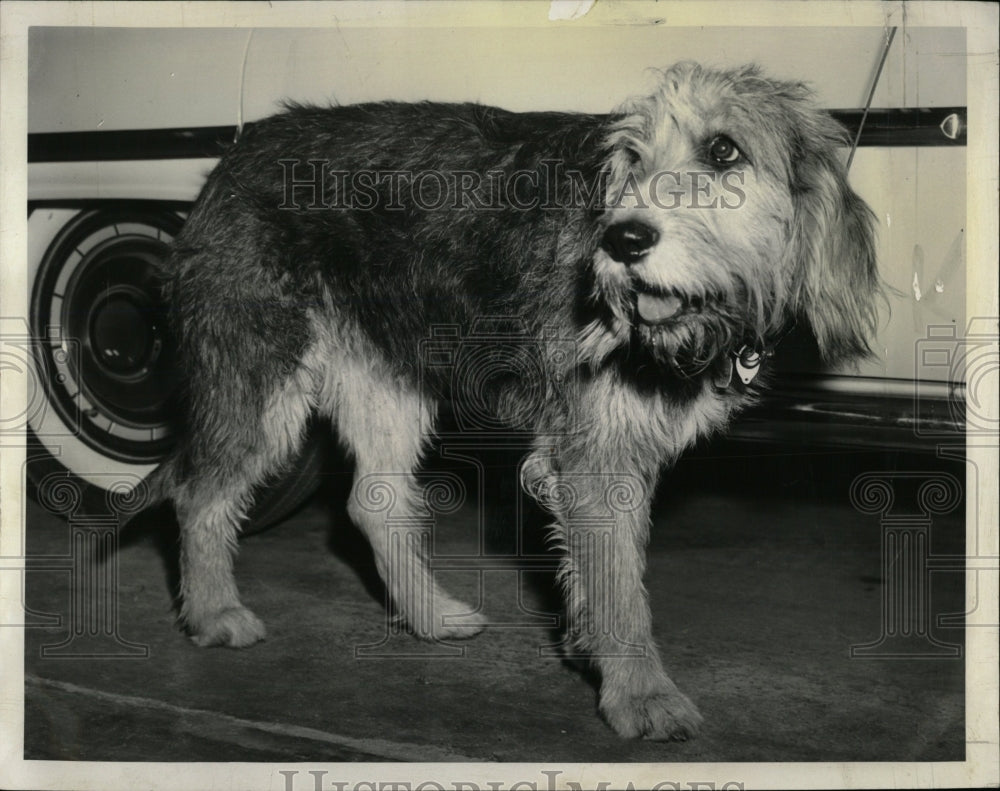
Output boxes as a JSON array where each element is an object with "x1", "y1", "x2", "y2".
[{"x1": 1, "y1": 2, "x2": 997, "y2": 789}]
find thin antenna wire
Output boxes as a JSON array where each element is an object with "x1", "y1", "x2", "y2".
[
  {"x1": 847, "y1": 26, "x2": 897, "y2": 172},
  {"x1": 235, "y1": 29, "x2": 255, "y2": 143}
]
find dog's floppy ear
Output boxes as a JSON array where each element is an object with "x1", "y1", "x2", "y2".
[{"x1": 787, "y1": 115, "x2": 882, "y2": 364}]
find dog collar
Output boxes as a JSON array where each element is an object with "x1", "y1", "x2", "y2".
[
  {"x1": 713, "y1": 317, "x2": 797, "y2": 393},
  {"x1": 713, "y1": 343, "x2": 773, "y2": 393}
]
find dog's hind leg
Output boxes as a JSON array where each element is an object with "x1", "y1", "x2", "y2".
[
  {"x1": 174, "y1": 361, "x2": 315, "y2": 648},
  {"x1": 329, "y1": 352, "x2": 487, "y2": 641},
  {"x1": 175, "y1": 482, "x2": 267, "y2": 648}
]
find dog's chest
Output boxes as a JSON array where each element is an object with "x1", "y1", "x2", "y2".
[{"x1": 575, "y1": 370, "x2": 740, "y2": 467}]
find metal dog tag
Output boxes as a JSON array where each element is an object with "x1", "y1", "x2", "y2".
[{"x1": 734, "y1": 346, "x2": 763, "y2": 385}]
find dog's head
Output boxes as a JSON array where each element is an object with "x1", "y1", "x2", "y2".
[{"x1": 581, "y1": 62, "x2": 881, "y2": 375}]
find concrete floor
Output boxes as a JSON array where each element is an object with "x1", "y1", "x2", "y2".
[{"x1": 23, "y1": 442, "x2": 965, "y2": 763}]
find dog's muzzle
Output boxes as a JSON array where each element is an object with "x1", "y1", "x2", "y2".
[{"x1": 600, "y1": 220, "x2": 692, "y2": 325}]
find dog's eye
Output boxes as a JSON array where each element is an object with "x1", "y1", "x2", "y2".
[{"x1": 707, "y1": 135, "x2": 743, "y2": 167}]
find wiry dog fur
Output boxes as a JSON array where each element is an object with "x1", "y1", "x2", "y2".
[{"x1": 148, "y1": 62, "x2": 880, "y2": 741}]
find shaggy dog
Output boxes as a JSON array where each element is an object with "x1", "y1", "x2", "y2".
[{"x1": 147, "y1": 62, "x2": 880, "y2": 740}]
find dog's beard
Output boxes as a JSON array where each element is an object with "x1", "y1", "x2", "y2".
[
  {"x1": 630, "y1": 293, "x2": 745, "y2": 376},
  {"x1": 581, "y1": 273, "x2": 769, "y2": 379}
]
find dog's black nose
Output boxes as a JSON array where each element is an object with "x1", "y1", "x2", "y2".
[{"x1": 600, "y1": 221, "x2": 660, "y2": 264}]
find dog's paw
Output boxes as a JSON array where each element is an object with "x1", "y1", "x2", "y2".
[
  {"x1": 434, "y1": 593, "x2": 489, "y2": 640},
  {"x1": 404, "y1": 593, "x2": 487, "y2": 641},
  {"x1": 188, "y1": 606, "x2": 267, "y2": 648},
  {"x1": 433, "y1": 608, "x2": 488, "y2": 641},
  {"x1": 600, "y1": 688, "x2": 703, "y2": 741}
]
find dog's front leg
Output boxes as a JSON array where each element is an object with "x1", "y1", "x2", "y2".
[{"x1": 544, "y1": 466, "x2": 703, "y2": 741}]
